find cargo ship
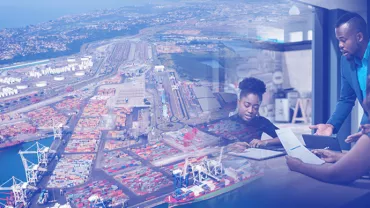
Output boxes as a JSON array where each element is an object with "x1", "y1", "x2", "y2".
[
  {"x1": 165, "y1": 174, "x2": 262, "y2": 207},
  {"x1": 164, "y1": 149, "x2": 264, "y2": 207}
]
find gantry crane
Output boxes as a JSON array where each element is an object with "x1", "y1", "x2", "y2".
[
  {"x1": 19, "y1": 153, "x2": 40, "y2": 186},
  {"x1": 172, "y1": 158, "x2": 191, "y2": 188},
  {"x1": 181, "y1": 158, "x2": 190, "y2": 187},
  {"x1": 191, "y1": 162, "x2": 208, "y2": 184},
  {"x1": 88, "y1": 194, "x2": 106, "y2": 208},
  {"x1": 205, "y1": 147, "x2": 224, "y2": 177},
  {"x1": 20, "y1": 142, "x2": 53, "y2": 168},
  {"x1": 19, "y1": 142, "x2": 49, "y2": 185},
  {"x1": 0, "y1": 176, "x2": 37, "y2": 207},
  {"x1": 52, "y1": 118, "x2": 63, "y2": 140}
]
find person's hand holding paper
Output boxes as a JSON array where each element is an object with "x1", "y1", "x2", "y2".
[
  {"x1": 311, "y1": 149, "x2": 344, "y2": 163},
  {"x1": 276, "y1": 129, "x2": 324, "y2": 165}
]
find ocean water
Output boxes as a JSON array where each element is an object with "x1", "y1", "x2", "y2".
[
  {"x1": 201, "y1": 60, "x2": 222, "y2": 69},
  {"x1": 0, "y1": 0, "x2": 155, "y2": 29},
  {"x1": 0, "y1": 137, "x2": 54, "y2": 205}
]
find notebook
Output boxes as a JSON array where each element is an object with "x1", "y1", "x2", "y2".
[{"x1": 228, "y1": 148, "x2": 285, "y2": 160}]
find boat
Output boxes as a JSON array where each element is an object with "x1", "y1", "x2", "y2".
[
  {"x1": 165, "y1": 174, "x2": 262, "y2": 207},
  {"x1": 0, "y1": 140, "x2": 24, "y2": 150},
  {"x1": 164, "y1": 152, "x2": 264, "y2": 207}
]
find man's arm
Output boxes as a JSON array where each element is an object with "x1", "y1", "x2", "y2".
[
  {"x1": 326, "y1": 60, "x2": 357, "y2": 134},
  {"x1": 289, "y1": 134, "x2": 370, "y2": 184}
]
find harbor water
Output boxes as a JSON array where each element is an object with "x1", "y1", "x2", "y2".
[{"x1": 0, "y1": 137, "x2": 54, "y2": 205}]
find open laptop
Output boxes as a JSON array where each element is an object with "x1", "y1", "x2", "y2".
[{"x1": 302, "y1": 134, "x2": 342, "y2": 152}]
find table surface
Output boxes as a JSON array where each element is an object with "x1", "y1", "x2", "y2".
[
  {"x1": 168, "y1": 154, "x2": 370, "y2": 208},
  {"x1": 234, "y1": 156, "x2": 370, "y2": 208}
]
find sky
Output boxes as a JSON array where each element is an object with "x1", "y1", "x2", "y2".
[{"x1": 0, "y1": 0, "x2": 155, "y2": 29}]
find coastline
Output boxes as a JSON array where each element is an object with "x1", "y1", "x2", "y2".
[
  {"x1": 0, "y1": 133, "x2": 53, "y2": 150},
  {"x1": 0, "y1": 24, "x2": 147, "y2": 66}
]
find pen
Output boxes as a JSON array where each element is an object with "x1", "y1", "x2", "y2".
[{"x1": 290, "y1": 145, "x2": 301, "y2": 151}]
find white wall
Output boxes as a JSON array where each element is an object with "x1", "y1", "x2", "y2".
[{"x1": 281, "y1": 50, "x2": 312, "y2": 95}]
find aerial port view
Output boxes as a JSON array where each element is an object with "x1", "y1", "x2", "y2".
[{"x1": 0, "y1": 0, "x2": 313, "y2": 207}]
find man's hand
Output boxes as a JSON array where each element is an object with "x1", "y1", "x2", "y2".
[
  {"x1": 309, "y1": 124, "x2": 334, "y2": 136},
  {"x1": 249, "y1": 139, "x2": 267, "y2": 148},
  {"x1": 311, "y1": 149, "x2": 343, "y2": 163},
  {"x1": 345, "y1": 124, "x2": 370, "y2": 143},
  {"x1": 345, "y1": 131, "x2": 362, "y2": 143},
  {"x1": 285, "y1": 156, "x2": 303, "y2": 172}
]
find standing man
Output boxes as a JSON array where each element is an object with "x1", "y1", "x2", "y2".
[{"x1": 310, "y1": 12, "x2": 370, "y2": 139}]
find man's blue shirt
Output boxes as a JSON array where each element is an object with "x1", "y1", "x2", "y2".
[{"x1": 356, "y1": 41, "x2": 370, "y2": 99}]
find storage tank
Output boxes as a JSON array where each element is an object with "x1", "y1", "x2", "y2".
[
  {"x1": 75, "y1": 71, "x2": 85, "y2": 76},
  {"x1": 36, "y1": 81, "x2": 47, "y2": 87},
  {"x1": 54, "y1": 76, "x2": 65, "y2": 81},
  {"x1": 16, "y1": 85, "x2": 28, "y2": 90}
]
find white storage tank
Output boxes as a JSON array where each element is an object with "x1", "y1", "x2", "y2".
[
  {"x1": 54, "y1": 76, "x2": 65, "y2": 81},
  {"x1": 16, "y1": 85, "x2": 28, "y2": 90},
  {"x1": 36, "y1": 81, "x2": 47, "y2": 87},
  {"x1": 75, "y1": 71, "x2": 85, "y2": 77}
]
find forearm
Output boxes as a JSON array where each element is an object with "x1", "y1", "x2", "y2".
[
  {"x1": 265, "y1": 138, "x2": 281, "y2": 146},
  {"x1": 335, "y1": 152, "x2": 346, "y2": 162},
  {"x1": 327, "y1": 104, "x2": 354, "y2": 133},
  {"x1": 296, "y1": 162, "x2": 355, "y2": 184},
  {"x1": 290, "y1": 136, "x2": 370, "y2": 184}
]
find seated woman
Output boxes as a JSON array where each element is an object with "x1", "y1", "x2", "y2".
[
  {"x1": 231, "y1": 77, "x2": 281, "y2": 148},
  {"x1": 286, "y1": 75, "x2": 370, "y2": 184}
]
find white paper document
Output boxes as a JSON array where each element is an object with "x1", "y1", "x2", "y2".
[
  {"x1": 229, "y1": 148, "x2": 285, "y2": 160},
  {"x1": 276, "y1": 128, "x2": 325, "y2": 165}
]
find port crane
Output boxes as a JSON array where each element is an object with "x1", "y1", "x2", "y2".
[
  {"x1": 172, "y1": 158, "x2": 191, "y2": 188},
  {"x1": 19, "y1": 153, "x2": 41, "y2": 186},
  {"x1": 88, "y1": 194, "x2": 106, "y2": 208},
  {"x1": 190, "y1": 147, "x2": 224, "y2": 184},
  {"x1": 21, "y1": 142, "x2": 53, "y2": 167},
  {"x1": 0, "y1": 176, "x2": 37, "y2": 207},
  {"x1": 205, "y1": 147, "x2": 224, "y2": 178},
  {"x1": 52, "y1": 118, "x2": 63, "y2": 140},
  {"x1": 182, "y1": 158, "x2": 190, "y2": 187},
  {"x1": 0, "y1": 201, "x2": 13, "y2": 208},
  {"x1": 172, "y1": 128, "x2": 203, "y2": 187},
  {"x1": 191, "y1": 163, "x2": 208, "y2": 184},
  {"x1": 19, "y1": 142, "x2": 51, "y2": 185}
]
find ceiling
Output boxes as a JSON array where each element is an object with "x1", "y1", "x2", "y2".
[{"x1": 294, "y1": 0, "x2": 367, "y2": 13}]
